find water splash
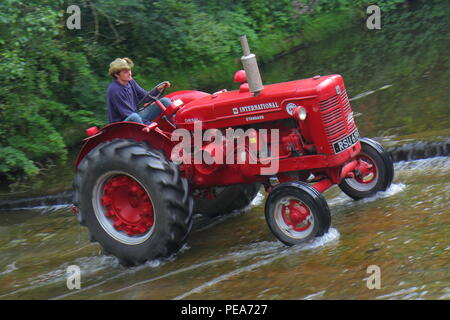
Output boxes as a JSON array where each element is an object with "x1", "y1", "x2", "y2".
[
  {"x1": 52, "y1": 241, "x2": 282, "y2": 299},
  {"x1": 0, "y1": 262, "x2": 18, "y2": 276},
  {"x1": 303, "y1": 290, "x2": 326, "y2": 300},
  {"x1": 69, "y1": 229, "x2": 338, "y2": 299},
  {"x1": 29, "y1": 268, "x2": 67, "y2": 287},
  {"x1": 229, "y1": 241, "x2": 284, "y2": 259},
  {"x1": 394, "y1": 156, "x2": 450, "y2": 174},
  {"x1": 145, "y1": 243, "x2": 192, "y2": 268},
  {"x1": 72, "y1": 255, "x2": 121, "y2": 274},
  {"x1": 358, "y1": 183, "x2": 407, "y2": 204},
  {"x1": 173, "y1": 228, "x2": 339, "y2": 300},
  {"x1": 292, "y1": 227, "x2": 340, "y2": 251},
  {"x1": 250, "y1": 191, "x2": 265, "y2": 207},
  {"x1": 328, "y1": 183, "x2": 406, "y2": 210},
  {"x1": 439, "y1": 288, "x2": 450, "y2": 300},
  {"x1": 376, "y1": 286, "x2": 420, "y2": 300},
  {"x1": 28, "y1": 255, "x2": 120, "y2": 289}
]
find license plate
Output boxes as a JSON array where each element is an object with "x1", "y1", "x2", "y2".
[{"x1": 332, "y1": 130, "x2": 360, "y2": 154}]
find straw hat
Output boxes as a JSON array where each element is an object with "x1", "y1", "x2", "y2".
[{"x1": 108, "y1": 57, "x2": 134, "y2": 77}]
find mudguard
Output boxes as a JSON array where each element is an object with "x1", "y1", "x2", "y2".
[{"x1": 75, "y1": 121, "x2": 173, "y2": 168}]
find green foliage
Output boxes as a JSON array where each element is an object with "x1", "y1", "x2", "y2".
[
  {"x1": 0, "y1": 147, "x2": 39, "y2": 179},
  {"x1": 302, "y1": 8, "x2": 357, "y2": 42},
  {"x1": 0, "y1": 0, "x2": 100, "y2": 184},
  {"x1": 0, "y1": 0, "x2": 414, "y2": 185}
]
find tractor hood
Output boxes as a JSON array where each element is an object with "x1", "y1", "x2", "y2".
[{"x1": 174, "y1": 74, "x2": 345, "y2": 130}]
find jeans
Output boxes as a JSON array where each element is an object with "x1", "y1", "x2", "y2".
[{"x1": 124, "y1": 98, "x2": 172, "y2": 124}]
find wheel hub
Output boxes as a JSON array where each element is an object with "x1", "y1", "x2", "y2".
[
  {"x1": 101, "y1": 175, "x2": 154, "y2": 236},
  {"x1": 282, "y1": 200, "x2": 312, "y2": 232},
  {"x1": 355, "y1": 156, "x2": 376, "y2": 184}
]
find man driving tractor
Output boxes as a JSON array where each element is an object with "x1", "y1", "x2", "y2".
[{"x1": 106, "y1": 57, "x2": 171, "y2": 124}]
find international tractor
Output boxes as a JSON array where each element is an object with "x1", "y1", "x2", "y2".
[{"x1": 73, "y1": 36, "x2": 394, "y2": 266}]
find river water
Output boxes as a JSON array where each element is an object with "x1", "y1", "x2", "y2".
[
  {"x1": 0, "y1": 157, "x2": 448, "y2": 299},
  {"x1": 0, "y1": 1, "x2": 449, "y2": 299}
]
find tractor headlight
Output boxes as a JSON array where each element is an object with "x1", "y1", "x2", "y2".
[{"x1": 294, "y1": 106, "x2": 307, "y2": 121}]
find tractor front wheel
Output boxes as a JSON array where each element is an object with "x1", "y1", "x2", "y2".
[
  {"x1": 265, "y1": 182, "x2": 331, "y2": 246},
  {"x1": 339, "y1": 138, "x2": 394, "y2": 200},
  {"x1": 73, "y1": 139, "x2": 193, "y2": 266}
]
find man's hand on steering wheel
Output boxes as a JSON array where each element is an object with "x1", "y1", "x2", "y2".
[
  {"x1": 137, "y1": 81, "x2": 171, "y2": 111},
  {"x1": 157, "y1": 81, "x2": 171, "y2": 91}
]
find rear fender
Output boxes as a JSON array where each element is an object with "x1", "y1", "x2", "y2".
[{"x1": 75, "y1": 122, "x2": 174, "y2": 168}]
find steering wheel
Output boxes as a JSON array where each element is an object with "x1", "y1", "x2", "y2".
[{"x1": 137, "y1": 82, "x2": 167, "y2": 112}]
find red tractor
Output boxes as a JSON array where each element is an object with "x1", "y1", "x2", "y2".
[{"x1": 73, "y1": 36, "x2": 394, "y2": 266}]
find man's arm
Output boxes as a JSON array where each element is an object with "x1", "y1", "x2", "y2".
[
  {"x1": 133, "y1": 79, "x2": 171, "y2": 101},
  {"x1": 112, "y1": 90, "x2": 137, "y2": 119},
  {"x1": 131, "y1": 79, "x2": 149, "y2": 102}
]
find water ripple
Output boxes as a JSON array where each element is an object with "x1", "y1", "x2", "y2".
[
  {"x1": 173, "y1": 228, "x2": 339, "y2": 300},
  {"x1": 328, "y1": 183, "x2": 406, "y2": 211},
  {"x1": 0, "y1": 262, "x2": 18, "y2": 276}
]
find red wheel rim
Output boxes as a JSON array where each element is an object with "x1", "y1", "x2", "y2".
[
  {"x1": 281, "y1": 199, "x2": 312, "y2": 232},
  {"x1": 354, "y1": 155, "x2": 377, "y2": 184},
  {"x1": 101, "y1": 175, "x2": 154, "y2": 236}
]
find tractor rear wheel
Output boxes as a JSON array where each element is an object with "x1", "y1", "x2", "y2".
[
  {"x1": 73, "y1": 139, "x2": 193, "y2": 266},
  {"x1": 265, "y1": 182, "x2": 331, "y2": 246},
  {"x1": 193, "y1": 183, "x2": 261, "y2": 217}
]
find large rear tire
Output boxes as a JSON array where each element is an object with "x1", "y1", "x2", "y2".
[
  {"x1": 339, "y1": 138, "x2": 394, "y2": 200},
  {"x1": 193, "y1": 183, "x2": 261, "y2": 217},
  {"x1": 73, "y1": 139, "x2": 193, "y2": 266}
]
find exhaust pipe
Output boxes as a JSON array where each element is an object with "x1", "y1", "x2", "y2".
[{"x1": 240, "y1": 35, "x2": 264, "y2": 95}]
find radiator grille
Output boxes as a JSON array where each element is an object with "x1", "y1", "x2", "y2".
[{"x1": 319, "y1": 89, "x2": 356, "y2": 152}]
